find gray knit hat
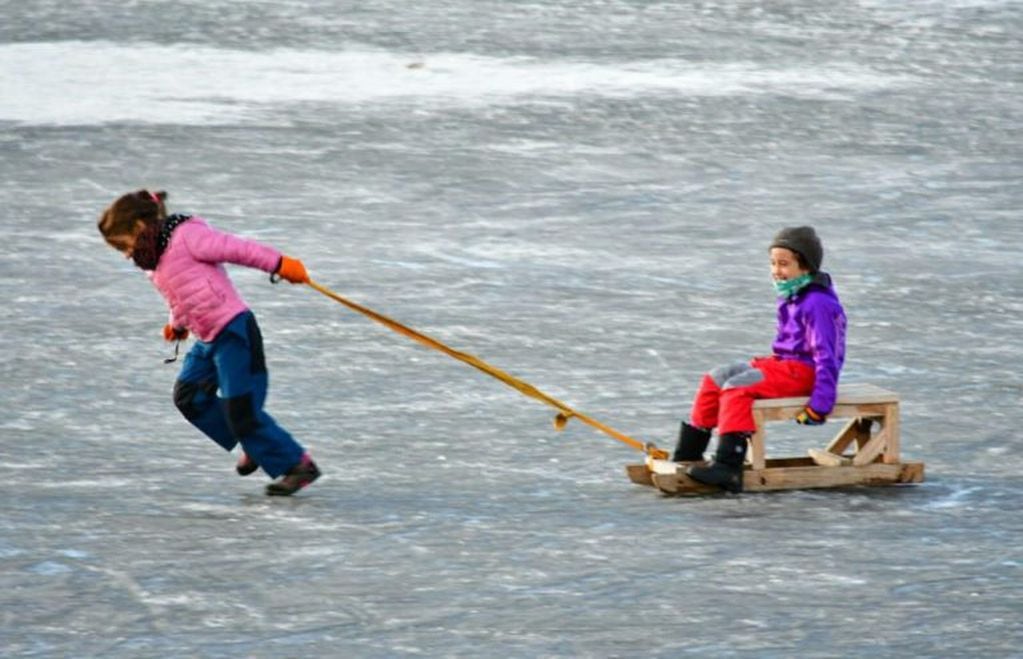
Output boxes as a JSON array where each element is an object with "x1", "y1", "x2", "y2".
[{"x1": 770, "y1": 226, "x2": 823, "y2": 273}]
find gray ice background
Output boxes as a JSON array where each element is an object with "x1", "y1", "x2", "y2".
[{"x1": 1, "y1": 1, "x2": 1021, "y2": 656}]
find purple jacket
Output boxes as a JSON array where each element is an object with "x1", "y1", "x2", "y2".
[
  {"x1": 772, "y1": 274, "x2": 847, "y2": 414},
  {"x1": 149, "y1": 217, "x2": 282, "y2": 342}
]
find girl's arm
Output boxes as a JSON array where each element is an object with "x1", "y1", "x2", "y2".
[
  {"x1": 180, "y1": 220, "x2": 282, "y2": 273},
  {"x1": 146, "y1": 270, "x2": 184, "y2": 331}
]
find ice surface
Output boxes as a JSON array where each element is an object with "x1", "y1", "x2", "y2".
[
  {"x1": 0, "y1": 41, "x2": 915, "y2": 126},
  {"x1": 1, "y1": 0, "x2": 1021, "y2": 656}
]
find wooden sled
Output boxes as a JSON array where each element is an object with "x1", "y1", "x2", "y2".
[{"x1": 627, "y1": 383, "x2": 924, "y2": 495}]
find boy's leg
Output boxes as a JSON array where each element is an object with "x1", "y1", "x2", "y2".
[
  {"x1": 213, "y1": 313, "x2": 305, "y2": 479},
  {"x1": 717, "y1": 358, "x2": 815, "y2": 434},
  {"x1": 689, "y1": 361, "x2": 760, "y2": 430},
  {"x1": 173, "y1": 342, "x2": 236, "y2": 451},
  {"x1": 675, "y1": 362, "x2": 757, "y2": 462},
  {"x1": 689, "y1": 358, "x2": 814, "y2": 492}
]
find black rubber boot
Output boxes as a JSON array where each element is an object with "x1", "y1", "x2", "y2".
[
  {"x1": 671, "y1": 422, "x2": 712, "y2": 462},
  {"x1": 686, "y1": 432, "x2": 749, "y2": 493}
]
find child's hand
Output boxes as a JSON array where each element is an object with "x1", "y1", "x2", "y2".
[
  {"x1": 275, "y1": 256, "x2": 309, "y2": 284},
  {"x1": 163, "y1": 324, "x2": 189, "y2": 342},
  {"x1": 795, "y1": 406, "x2": 826, "y2": 425}
]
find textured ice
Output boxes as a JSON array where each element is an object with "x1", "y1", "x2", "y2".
[
  {"x1": 2, "y1": 0, "x2": 1022, "y2": 657},
  {"x1": 1, "y1": 41, "x2": 915, "y2": 126}
]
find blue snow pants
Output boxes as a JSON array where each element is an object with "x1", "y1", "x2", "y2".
[{"x1": 172, "y1": 311, "x2": 303, "y2": 478}]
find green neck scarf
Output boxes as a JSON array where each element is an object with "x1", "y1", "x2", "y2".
[{"x1": 774, "y1": 273, "x2": 814, "y2": 299}]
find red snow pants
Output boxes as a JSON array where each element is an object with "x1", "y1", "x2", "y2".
[{"x1": 689, "y1": 356, "x2": 815, "y2": 435}]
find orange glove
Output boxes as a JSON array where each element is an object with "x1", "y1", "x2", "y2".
[
  {"x1": 275, "y1": 255, "x2": 309, "y2": 284},
  {"x1": 163, "y1": 324, "x2": 189, "y2": 342},
  {"x1": 795, "y1": 406, "x2": 826, "y2": 426}
]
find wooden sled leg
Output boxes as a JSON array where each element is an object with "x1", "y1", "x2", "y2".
[{"x1": 810, "y1": 417, "x2": 873, "y2": 466}]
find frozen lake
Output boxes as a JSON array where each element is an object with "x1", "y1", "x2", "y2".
[{"x1": 1, "y1": 1, "x2": 1021, "y2": 656}]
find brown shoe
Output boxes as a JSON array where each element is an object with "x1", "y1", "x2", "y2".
[{"x1": 266, "y1": 454, "x2": 321, "y2": 496}]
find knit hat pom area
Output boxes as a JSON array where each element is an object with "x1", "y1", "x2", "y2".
[{"x1": 770, "y1": 226, "x2": 823, "y2": 273}]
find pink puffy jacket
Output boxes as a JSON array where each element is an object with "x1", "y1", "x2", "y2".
[{"x1": 149, "y1": 217, "x2": 281, "y2": 342}]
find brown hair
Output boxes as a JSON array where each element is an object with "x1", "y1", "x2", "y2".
[{"x1": 97, "y1": 189, "x2": 167, "y2": 245}]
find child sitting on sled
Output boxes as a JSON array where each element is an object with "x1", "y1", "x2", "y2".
[{"x1": 674, "y1": 226, "x2": 847, "y2": 493}]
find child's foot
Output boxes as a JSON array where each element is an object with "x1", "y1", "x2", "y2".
[
  {"x1": 266, "y1": 454, "x2": 321, "y2": 496},
  {"x1": 236, "y1": 452, "x2": 259, "y2": 476}
]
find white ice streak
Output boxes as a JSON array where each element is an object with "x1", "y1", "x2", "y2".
[
  {"x1": 0, "y1": 41, "x2": 915, "y2": 126},
  {"x1": 924, "y1": 485, "x2": 983, "y2": 510}
]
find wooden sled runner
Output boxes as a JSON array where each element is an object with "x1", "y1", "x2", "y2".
[{"x1": 627, "y1": 383, "x2": 924, "y2": 495}]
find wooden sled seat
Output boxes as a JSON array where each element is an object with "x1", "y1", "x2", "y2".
[
  {"x1": 626, "y1": 383, "x2": 924, "y2": 495},
  {"x1": 750, "y1": 382, "x2": 900, "y2": 470}
]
